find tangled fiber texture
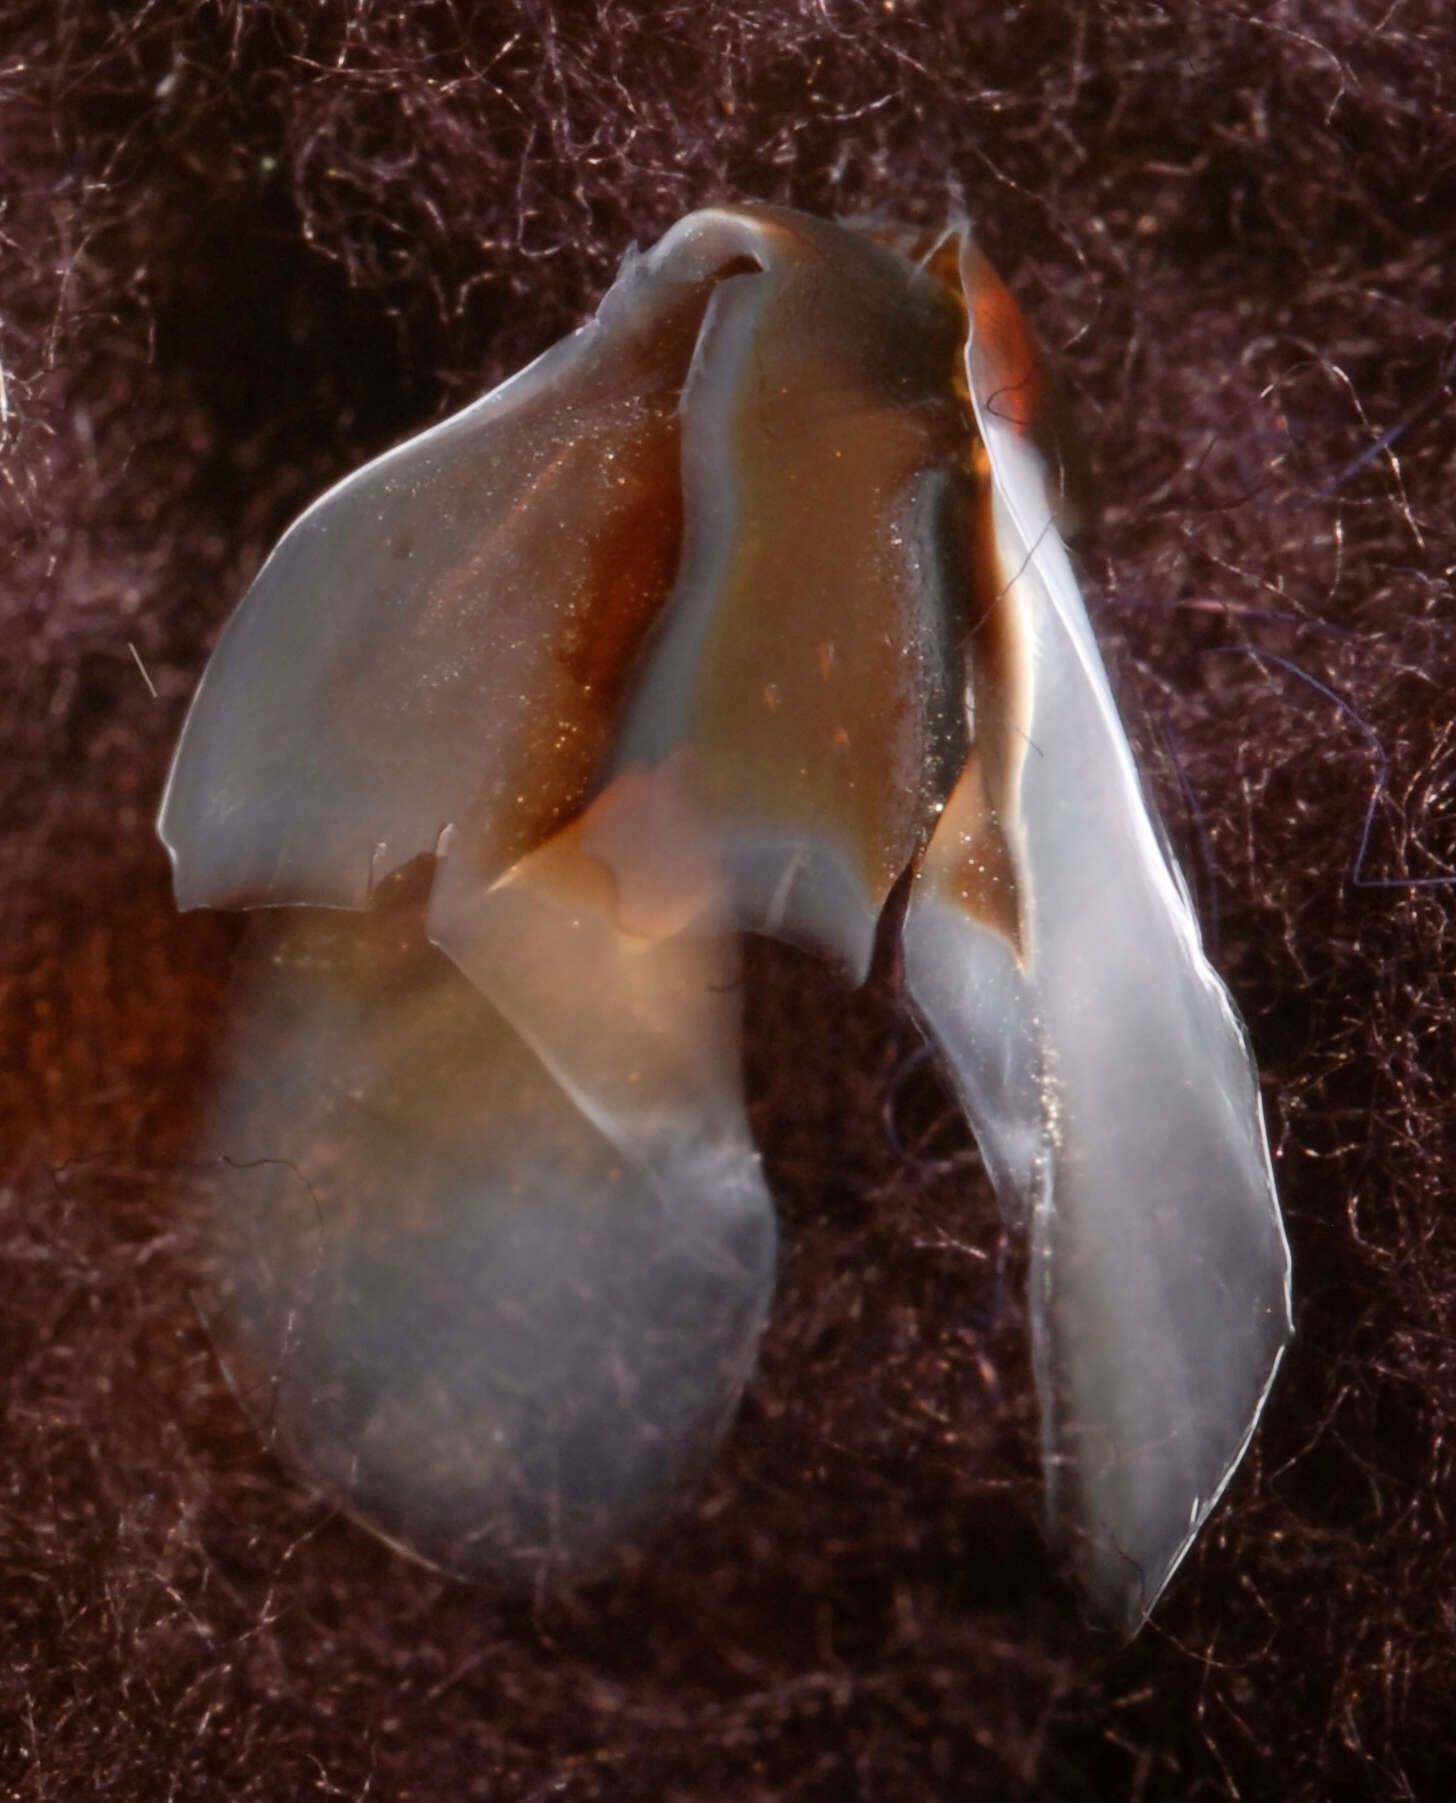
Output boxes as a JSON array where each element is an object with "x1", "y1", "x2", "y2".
[{"x1": 3, "y1": 2, "x2": 1454, "y2": 1798}]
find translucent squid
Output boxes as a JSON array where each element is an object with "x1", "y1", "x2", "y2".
[{"x1": 160, "y1": 205, "x2": 1292, "y2": 1629}]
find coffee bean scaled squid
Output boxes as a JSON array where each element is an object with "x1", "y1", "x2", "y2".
[{"x1": 160, "y1": 205, "x2": 1292, "y2": 1631}]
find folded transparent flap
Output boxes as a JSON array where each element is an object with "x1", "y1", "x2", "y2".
[
  {"x1": 160, "y1": 215, "x2": 757, "y2": 912},
  {"x1": 905, "y1": 238, "x2": 1292, "y2": 1626}
]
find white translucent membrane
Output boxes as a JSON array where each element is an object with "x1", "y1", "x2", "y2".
[
  {"x1": 203, "y1": 877, "x2": 775, "y2": 1583},
  {"x1": 161, "y1": 205, "x2": 1290, "y2": 1621},
  {"x1": 903, "y1": 241, "x2": 1292, "y2": 1627}
]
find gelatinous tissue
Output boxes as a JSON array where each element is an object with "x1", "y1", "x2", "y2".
[{"x1": 159, "y1": 206, "x2": 1292, "y2": 1629}]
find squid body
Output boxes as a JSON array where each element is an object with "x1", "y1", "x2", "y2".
[{"x1": 160, "y1": 205, "x2": 1291, "y2": 1628}]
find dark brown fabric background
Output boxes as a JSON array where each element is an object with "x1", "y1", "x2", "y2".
[{"x1": 3, "y1": 3, "x2": 1454, "y2": 1798}]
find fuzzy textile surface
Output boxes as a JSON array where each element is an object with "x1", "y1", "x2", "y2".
[{"x1": 3, "y1": 3, "x2": 1454, "y2": 1799}]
